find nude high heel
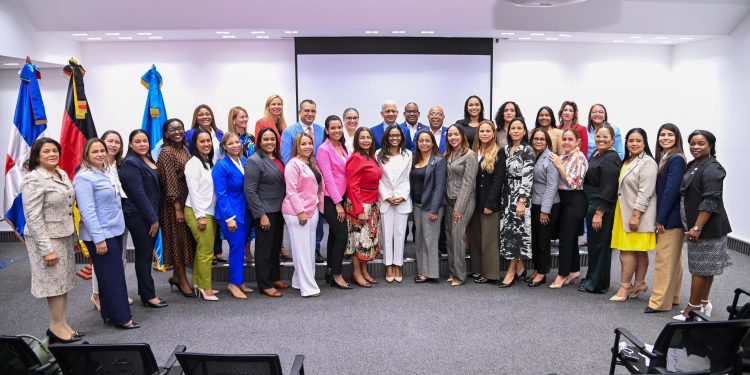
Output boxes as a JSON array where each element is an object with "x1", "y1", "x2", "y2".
[{"x1": 610, "y1": 282, "x2": 632, "y2": 302}]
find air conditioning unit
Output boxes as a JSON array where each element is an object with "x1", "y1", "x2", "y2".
[{"x1": 506, "y1": 0, "x2": 588, "y2": 7}]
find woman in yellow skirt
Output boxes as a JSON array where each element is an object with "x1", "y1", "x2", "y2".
[{"x1": 610, "y1": 128, "x2": 658, "y2": 301}]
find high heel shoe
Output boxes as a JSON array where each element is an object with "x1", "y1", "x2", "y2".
[
  {"x1": 116, "y1": 321, "x2": 141, "y2": 330},
  {"x1": 610, "y1": 283, "x2": 632, "y2": 302},
  {"x1": 498, "y1": 274, "x2": 516, "y2": 288},
  {"x1": 330, "y1": 276, "x2": 352, "y2": 289},
  {"x1": 198, "y1": 288, "x2": 219, "y2": 301},
  {"x1": 674, "y1": 303, "x2": 703, "y2": 321},
  {"x1": 527, "y1": 275, "x2": 547, "y2": 287},
  {"x1": 239, "y1": 284, "x2": 255, "y2": 294},
  {"x1": 168, "y1": 277, "x2": 179, "y2": 292},
  {"x1": 91, "y1": 294, "x2": 101, "y2": 312},
  {"x1": 46, "y1": 329, "x2": 80, "y2": 344},
  {"x1": 141, "y1": 297, "x2": 168, "y2": 308},
  {"x1": 628, "y1": 281, "x2": 648, "y2": 299},
  {"x1": 385, "y1": 266, "x2": 395, "y2": 283},
  {"x1": 179, "y1": 287, "x2": 196, "y2": 298},
  {"x1": 549, "y1": 276, "x2": 566, "y2": 289},
  {"x1": 701, "y1": 300, "x2": 713, "y2": 317},
  {"x1": 516, "y1": 269, "x2": 527, "y2": 280},
  {"x1": 564, "y1": 272, "x2": 581, "y2": 285},
  {"x1": 227, "y1": 284, "x2": 247, "y2": 299}
]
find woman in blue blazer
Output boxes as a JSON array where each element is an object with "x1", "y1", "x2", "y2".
[
  {"x1": 212, "y1": 132, "x2": 253, "y2": 299},
  {"x1": 120, "y1": 129, "x2": 166, "y2": 308}
]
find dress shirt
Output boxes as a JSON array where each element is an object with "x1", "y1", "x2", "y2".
[
  {"x1": 280, "y1": 121, "x2": 324, "y2": 163},
  {"x1": 107, "y1": 162, "x2": 127, "y2": 199},
  {"x1": 184, "y1": 156, "x2": 216, "y2": 218},
  {"x1": 74, "y1": 168, "x2": 126, "y2": 243}
]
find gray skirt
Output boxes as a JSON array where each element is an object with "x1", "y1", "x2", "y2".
[{"x1": 687, "y1": 235, "x2": 732, "y2": 276}]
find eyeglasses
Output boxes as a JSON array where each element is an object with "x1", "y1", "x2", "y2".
[
  {"x1": 344, "y1": 116, "x2": 359, "y2": 121},
  {"x1": 405, "y1": 109, "x2": 419, "y2": 114},
  {"x1": 166, "y1": 127, "x2": 184, "y2": 133},
  {"x1": 428, "y1": 112, "x2": 444, "y2": 117},
  {"x1": 532, "y1": 137, "x2": 547, "y2": 142}
]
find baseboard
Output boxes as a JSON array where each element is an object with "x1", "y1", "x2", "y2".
[{"x1": 728, "y1": 236, "x2": 750, "y2": 256}]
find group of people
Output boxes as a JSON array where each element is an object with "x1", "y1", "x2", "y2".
[{"x1": 21, "y1": 95, "x2": 732, "y2": 343}]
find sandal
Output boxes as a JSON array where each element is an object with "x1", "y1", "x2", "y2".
[{"x1": 473, "y1": 277, "x2": 489, "y2": 284}]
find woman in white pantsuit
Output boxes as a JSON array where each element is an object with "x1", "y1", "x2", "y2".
[
  {"x1": 376, "y1": 125, "x2": 412, "y2": 283},
  {"x1": 282, "y1": 133, "x2": 325, "y2": 297}
]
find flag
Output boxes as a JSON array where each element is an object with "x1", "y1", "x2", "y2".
[
  {"x1": 3, "y1": 60, "x2": 48, "y2": 239},
  {"x1": 141, "y1": 65, "x2": 168, "y2": 271},
  {"x1": 59, "y1": 58, "x2": 97, "y2": 178}
]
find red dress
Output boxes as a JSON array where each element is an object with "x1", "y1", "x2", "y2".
[{"x1": 344, "y1": 152, "x2": 383, "y2": 261}]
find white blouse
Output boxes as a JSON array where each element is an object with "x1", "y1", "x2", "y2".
[{"x1": 184, "y1": 157, "x2": 216, "y2": 218}]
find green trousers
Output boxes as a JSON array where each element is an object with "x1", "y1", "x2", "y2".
[{"x1": 184, "y1": 206, "x2": 217, "y2": 290}]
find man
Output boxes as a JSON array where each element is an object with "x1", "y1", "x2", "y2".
[
  {"x1": 371, "y1": 100, "x2": 412, "y2": 150},
  {"x1": 280, "y1": 99, "x2": 326, "y2": 262},
  {"x1": 401, "y1": 102, "x2": 428, "y2": 151},
  {"x1": 426, "y1": 106, "x2": 449, "y2": 153}
]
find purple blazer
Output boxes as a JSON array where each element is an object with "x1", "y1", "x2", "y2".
[
  {"x1": 316, "y1": 139, "x2": 348, "y2": 204},
  {"x1": 282, "y1": 157, "x2": 325, "y2": 217}
]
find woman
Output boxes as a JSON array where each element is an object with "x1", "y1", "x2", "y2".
[
  {"x1": 120, "y1": 130, "x2": 167, "y2": 308},
  {"x1": 185, "y1": 129, "x2": 219, "y2": 300},
  {"x1": 22, "y1": 138, "x2": 83, "y2": 342},
  {"x1": 549, "y1": 129, "x2": 588, "y2": 288},
  {"x1": 317, "y1": 115, "x2": 351, "y2": 289},
  {"x1": 534, "y1": 106, "x2": 563, "y2": 155},
  {"x1": 282, "y1": 133, "x2": 324, "y2": 297},
  {"x1": 498, "y1": 118, "x2": 535, "y2": 288},
  {"x1": 444, "y1": 124, "x2": 479, "y2": 286},
  {"x1": 493, "y1": 101, "x2": 523, "y2": 148},
  {"x1": 157, "y1": 118, "x2": 196, "y2": 298},
  {"x1": 455, "y1": 95, "x2": 486, "y2": 146},
  {"x1": 186, "y1": 104, "x2": 224, "y2": 164},
  {"x1": 674, "y1": 130, "x2": 732, "y2": 320},
  {"x1": 254, "y1": 94, "x2": 287, "y2": 142},
  {"x1": 610, "y1": 128, "x2": 658, "y2": 301},
  {"x1": 74, "y1": 139, "x2": 138, "y2": 329},
  {"x1": 411, "y1": 131, "x2": 447, "y2": 283},
  {"x1": 342, "y1": 108, "x2": 360, "y2": 152},
  {"x1": 578, "y1": 126, "x2": 621, "y2": 294},
  {"x1": 213, "y1": 132, "x2": 254, "y2": 299},
  {"x1": 376, "y1": 125, "x2": 412, "y2": 283},
  {"x1": 245, "y1": 127, "x2": 290, "y2": 297},
  {"x1": 228, "y1": 106, "x2": 255, "y2": 158},
  {"x1": 586, "y1": 103, "x2": 624, "y2": 159},
  {"x1": 345, "y1": 127, "x2": 383, "y2": 287},
  {"x1": 528, "y1": 128, "x2": 560, "y2": 287},
  {"x1": 645, "y1": 124, "x2": 687, "y2": 313},
  {"x1": 469, "y1": 120, "x2": 504, "y2": 283},
  {"x1": 557, "y1": 101, "x2": 588, "y2": 157}
]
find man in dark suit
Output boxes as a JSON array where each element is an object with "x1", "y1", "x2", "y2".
[
  {"x1": 371, "y1": 100, "x2": 412, "y2": 150},
  {"x1": 401, "y1": 102, "x2": 428, "y2": 151}
]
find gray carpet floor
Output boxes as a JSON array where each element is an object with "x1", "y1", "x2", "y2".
[{"x1": 1, "y1": 239, "x2": 748, "y2": 374}]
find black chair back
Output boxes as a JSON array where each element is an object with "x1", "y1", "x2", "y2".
[
  {"x1": 49, "y1": 342, "x2": 161, "y2": 375},
  {"x1": 176, "y1": 352, "x2": 284, "y2": 375},
  {"x1": 0, "y1": 335, "x2": 57, "y2": 375}
]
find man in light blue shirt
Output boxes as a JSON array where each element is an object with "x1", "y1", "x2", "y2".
[
  {"x1": 401, "y1": 102, "x2": 427, "y2": 151},
  {"x1": 280, "y1": 99, "x2": 324, "y2": 164}
]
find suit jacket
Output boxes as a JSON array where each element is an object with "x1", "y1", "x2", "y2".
[
  {"x1": 530, "y1": 148, "x2": 560, "y2": 214},
  {"x1": 401, "y1": 121, "x2": 427, "y2": 151},
  {"x1": 244, "y1": 152, "x2": 286, "y2": 217},
  {"x1": 345, "y1": 152, "x2": 382, "y2": 216},
  {"x1": 478, "y1": 150, "x2": 507, "y2": 212},
  {"x1": 120, "y1": 153, "x2": 161, "y2": 225},
  {"x1": 410, "y1": 155, "x2": 447, "y2": 214},
  {"x1": 371, "y1": 122, "x2": 413, "y2": 150},
  {"x1": 376, "y1": 149, "x2": 413, "y2": 214},
  {"x1": 316, "y1": 139, "x2": 348, "y2": 204},
  {"x1": 212, "y1": 155, "x2": 249, "y2": 223},
  {"x1": 21, "y1": 168, "x2": 77, "y2": 249},
  {"x1": 74, "y1": 168, "x2": 126, "y2": 243},
  {"x1": 680, "y1": 156, "x2": 732, "y2": 238},
  {"x1": 280, "y1": 122, "x2": 324, "y2": 164},
  {"x1": 655, "y1": 154, "x2": 686, "y2": 229},
  {"x1": 446, "y1": 148, "x2": 479, "y2": 214},
  {"x1": 618, "y1": 153, "x2": 658, "y2": 232},
  {"x1": 282, "y1": 157, "x2": 324, "y2": 217}
]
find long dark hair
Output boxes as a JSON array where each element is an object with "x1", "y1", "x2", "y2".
[
  {"x1": 189, "y1": 128, "x2": 215, "y2": 170},
  {"x1": 462, "y1": 95, "x2": 485, "y2": 122},
  {"x1": 654, "y1": 123, "x2": 685, "y2": 173},
  {"x1": 28, "y1": 137, "x2": 62, "y2": 171},
  {"x1": 126, "y1": 129, "x2": 156, "y2": 164},
  {"x1": 191, "y1": 104, "x2": 221, "y2": 134},
  {"x1": 378, "y1": 125, "x2": 407, "y2": 164},
  {"x1": 534, "y1": 106, "x2": 557, "y2": 129},
  {"x1": 255, "y1": 127, "x2": 281, "y2": 160},
  {"x1": 353, "y1": 127, "x2": 376, "y2": 159},
  {"x1": 444, "y1": 123, "x2": 470, "y2": 159},
  {"x1": 495, "y1": 101, "x2": 523, "y2": 131},
  {"x1": 101, "y1": 130, "x2": 124, "y2": 167},
  {"x1": 587, "y1": 103, "x2": 608, "y2": 132},
  {"x1": 162, "y1": 118, "x2": 188, "y2": 148},
  {"x1": 505, "y1": 117, "x2": 529, "y2": 146},
  {"x1": 623, "y1": 127, "x2": 654, "y2": 161},
  {"x1": 324, "y1": 115, "x2": 347, "y2": 154}
]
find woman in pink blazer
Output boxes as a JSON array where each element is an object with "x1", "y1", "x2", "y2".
[{"x1": 282, "y1": 133, "x2": 325, "y2": 297}]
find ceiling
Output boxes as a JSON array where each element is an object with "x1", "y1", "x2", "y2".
[{"x1": 12, "y1": 0, "x2": 750, "y2": 46}]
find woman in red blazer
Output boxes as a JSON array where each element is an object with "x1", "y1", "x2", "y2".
[{"x1": 345, "y1": 127, "x2": 382, "y2": 288}]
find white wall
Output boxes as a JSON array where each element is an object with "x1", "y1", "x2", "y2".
[{"x1": 0, "y1": 0, "x2": 79, "y2": 65}]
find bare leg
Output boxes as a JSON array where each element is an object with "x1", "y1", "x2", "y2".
[
  {"x1": 351, "y1": 257, "x2": 367, "y2": 286},
  {"x1": 502, "y1": 260, "x2": 518, "y2": 284},
  {"x1": 174, "y1": 265, "x2": 192, "y2": 293},
  {"x1": 361, "y1": 261, "x2": 375, "y2": 283},
  {"x1": 615, "y1": 251, "x2": 637, "y2": 298},
  {"x1": 47, "y1": 295, "x2": 73, "y2": 340}
]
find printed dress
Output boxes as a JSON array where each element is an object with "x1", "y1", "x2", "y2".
[
  {"x1": 500, "y1": 144, "x2": 535, "y2": 259},
  {"x1": 157, "y1": 144, "x2": 196, "y2": 266}
]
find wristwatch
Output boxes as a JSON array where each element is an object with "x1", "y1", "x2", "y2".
[{"x1": 691, "y1": 226, "x2": 702, "y2": 232}]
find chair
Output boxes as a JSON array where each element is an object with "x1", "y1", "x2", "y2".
[
  {"x1": 727, "y1": 288, "x2": 750, "y2": 320},
  {"x1": 49, "y1": 342, "x2": 184, "y2": 375},
  {"x1": 609, "y1": 311, "x2": 750, "y2": 374},
  {"x1": 0, "y1": 335, "x2": 59, "y2": 375},
  {"x1": 175, "y1": 352, "x2": 305, "y2": 375}
]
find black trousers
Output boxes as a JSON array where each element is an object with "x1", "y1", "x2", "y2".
[
  {"x1": 124, "y1": 215, "x2": 156, "y2": 300},
  {"x1": 253, "y1": 212, "x2": 284, "y2": 290},
  {"x1": 323, "y1": 196, "x2": 348, "y2": 275},
  {"x1": 557, "y1": 190, "x2": 586, "y2": 276},
  {"x1": 531, "y1": 203, "x2": 560, "y2": 275},
  {"x1": 86, "y1": 235, "x2": 131, "y2": 325}
]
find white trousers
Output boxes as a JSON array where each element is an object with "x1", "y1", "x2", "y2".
[
  {"x1": 381, "y1": 209, "x2": 408, "y2": 266},
  {"x1": 283, "y1": 212, "x2": 321, "y2": 297}
]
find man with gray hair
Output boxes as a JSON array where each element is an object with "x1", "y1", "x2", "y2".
[{"x1": 370, "y1": 100, "x2": 412, "y2": 150}]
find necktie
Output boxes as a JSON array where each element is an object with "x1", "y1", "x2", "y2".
[{"x1": 307, "y1": 126, "x2": 314, "y2": 143}]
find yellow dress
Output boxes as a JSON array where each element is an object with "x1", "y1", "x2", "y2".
[{"x1": 610, "y1": 164, "x2": 656, "y2": 251}]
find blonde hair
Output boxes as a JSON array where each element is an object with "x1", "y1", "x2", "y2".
[
  {"x1": 473, "y1": 120, "x2": 499, "y2": 173},
  {"x1": 79, "y1": 138, "x2": 107, "y2": 173},
  {"x1": 228, "y1": 106, "x2": 248, "y2": 135},
  {"x1": 220, "y1": 131, "x2": 240, "y2": 154},
  {"x1": 291, "y1": 133, "x2": 319, "y2": 174},
  {"x1": 263, "y1": 94, "x2": 287, "y2": 132}
]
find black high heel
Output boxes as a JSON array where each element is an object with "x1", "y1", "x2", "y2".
[
  {"x1": 46, "y1": 329, "x2": 81, "y2": 344},
  {"x1": 116, "y1": 321, "x2": 141, "y2": 330},
  {"x1": 498, "y1": 274, "x2": 516, "y2": 288},
  {"x1": 141, "y1": 297, "x2": 168, "y2": 308},
  {"x1": 180, "y1": 287, "x2": 197, "y2": 298},
  {"x1": 330, "y1": 275, "x2": 352, "y2": 289},
  {"x1": 168, "y1": 277, "x2": 179, "y2": 292}
]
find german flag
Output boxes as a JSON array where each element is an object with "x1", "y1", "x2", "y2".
[{"x1": 59, "y1": 58, "x2": 97, "y2": 178}]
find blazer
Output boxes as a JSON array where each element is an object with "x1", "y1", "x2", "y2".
[
  {"x1": 74, "y1": 168, "x2": 126, "y2": 243},
  {"x1": 184, "y1": 156, "x2": 216, "y2": 218},
  {"x1": 476, "y1": 149, "x2": 507, "y2": 212},
  {"x1": 401, "y1": 121, "x2": 428, "y2": 151},
  {"x1": 585, "y1": 149, "x2": 621, "y2": 213},
  {"x1": 680, "y1": 156, "x2": 732, "y2": 239},
  {"x1": 376, "y1": 149, "x2": 413, "y2": 214},
  {"x1": 280, "y1": 122, "x2": 324, "y2": 164},
  {"x1": 410, "y1": 155, "x2": 447, "y2": 214},
  {"x1": 655, "y1": 154, "x2": 687, "y2": 229},
  {"x1": 212, "y1": 155, "x2": 249, "y2": 223},
  {"x1": 445, "y1": 148, "x2": 479, "y2": 214},
  {"x1": 345, "y1": 152, "x2": 382, "y2": 216},
  {"x1": 371, "y1": 122, "x2": 413, "y2": 150},
  {"x1": 617, "y1": 153, "x2": 658, "y2": 233},
  {"x1": 244, "y1": 152, "x2": 286, "y2": 217},
  {"x1": 282, "y1": 157, "x2": 325, "y2": 217},
  {"x1": 316, "y1": 139, "x2": 348, "y2": 204},
  {"x1": 21, "y1": 168, "x2": 76, "y2": 247},
  {"x1": 120, "y1": 153, "x2": 161, "y2": 225},
  {"x1": 531, "y1": 148, "x2": 561, "y2": 214}
]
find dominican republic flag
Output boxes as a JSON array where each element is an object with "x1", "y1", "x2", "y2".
[
  {"x1": 3, "y1": 61, "x2": 48, "y2": 239},
  {"x1": 59, "y1": 58, "x2": 97, "y2": 178},
  {"x1": 141, "y1": 65, "x2": 168, "y2": 271}
]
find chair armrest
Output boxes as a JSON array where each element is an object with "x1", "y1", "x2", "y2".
[
  {"x1": 614, "y1": 328, "x2": 647, "y2": 352},
  {"x1": 729, "y1": 288, "x2": 750, "y2": 318},
  {"x1": 33, "y1": 357, "x2": 57, "y2": 374},
  {"x1": 160, "y1": 345, "x2": 186, "y2": 374},
  {"x1": 289, "y1": 354, "x2": 305, "y2": 375}
]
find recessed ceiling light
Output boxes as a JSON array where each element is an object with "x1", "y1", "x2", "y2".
[
  {"x1": 420, "y1": 31, "x2": 435, "y2": 34},
  {"x1": 364, "y1": 30, "x2": 379, "y2": 34},
  {"x1": 284, "y1": 30, "x2": 299, "y2": 34},
  {"x1": 545, "y1": 37, "x2": 559, "y2": 41},
  {"x1": 104, "y1": 32, "x2": 120, "y2": 36},
  {"x1": 501, "y1": 32, "x2": 516, "y2": 36},
  {"x1": 149, "y1": 36, "x2": 163, "y2": 40},
  {"x1": 518, "y1": 37, "x2": 532, "y2": 40},
  {"x1": 256, "y1": 35, "x2": 269, "y2": 39},
  {"x1": 2, "y1": 62, "x2": 20, "y2": 66},
  {"x1": 222, "y1": 35, "x2": 236, "y2": 39},
  {"x1": 612, "y1": 39, "x2": 625, "y2": 43},
  {"x1": 628, "y1": 35, "x2": 642, "y2": 39},
  {"x1": 679, "y1": 37, "x2": 694, "y2": 40},
  {"x1": 391, "y1": 30, "x2": 406, "y2": 34},
  {"x1": 250, "y1": 31, "x2": 266, "y2": 35},
  {"x1": 87, "y1": 37, "x2": 102, "y2": 41},
  {"x1": 117, "y1": 36, "x2": 133, "y2": 40},
  {"x1": 215, "y1": 31, "x2": 231, "y2": 35},
  {"x1": 71, "y1": 33, "x2": 88, "y2": 36},
  {"x1": 530, "y1": 33, "x2": 544, "y2": 36},
  {"x1": 558, "y1": 34, "x2": 573, "y2": 37},
  {"x1": 137, "y1": 32, "x2": 152, "y2": 36},
  {"x1": 654, "y1": 36, "x2": 668, "y2": 40}
]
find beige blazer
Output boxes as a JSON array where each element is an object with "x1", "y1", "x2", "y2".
[
  {"x1": 617, "y1": 153, "x2": 657, "y2": 232},
  {"x1": 21, "y1": 168, "x2": 77, "y2": 254}
]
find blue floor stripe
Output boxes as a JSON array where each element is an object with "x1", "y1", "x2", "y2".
[{"x1": 0, "y1": 256, "x2": 28, "y2": 270}]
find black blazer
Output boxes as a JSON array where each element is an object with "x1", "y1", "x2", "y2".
[
  {"x1": 410, "y1": 155, "x2": 447, "y2": 214},
  {"x1": 244, "y1": 152, "x2": 286, "y2": 217},
  {"x1": 479, "y1": 150, "x2": 506, "y2": 212},
  {"x1": 120, "y1": 153, "x2": 161, "y2": 225},
  {"x1": 680, "y1": 156, "x2": 732, "y2": 239}
]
